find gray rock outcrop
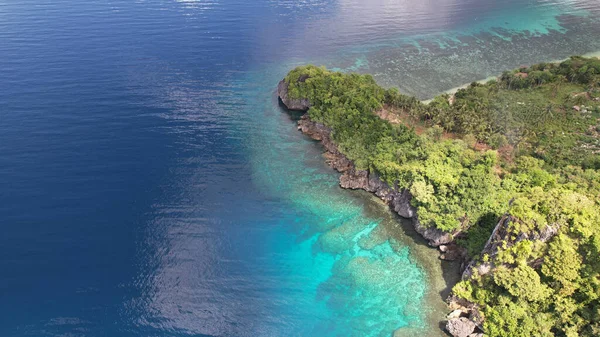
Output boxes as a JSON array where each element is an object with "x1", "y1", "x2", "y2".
[
  {"x1": 277, "y1": 79, "x2": 311, "y2": 111},
  {"x1": 462, "y1": 214, "x2": 560, "y2": 280},
  {"x1": 440, "y1": 243, "x2": 468, "y2": 261},
  {"x1": 446, "y1": 318, "x2": 476, "y2": 337}
]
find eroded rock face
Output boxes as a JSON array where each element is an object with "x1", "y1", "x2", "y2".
[
  {"x1": 297, "y1": 115, "x2": 326, "y2": 140},
  {"x1": 277, "y1": 80, "x2": 311, "y2": 111},
  {"x1": 340, "y1": 169, "x2": 369, "y2": 190},
  {"x1": 366, "y1": 172, "x2": 392, "y2": 198},
  {"x1": 391, "y1": 189, "x2": 415, "y2": 219},
  {"x1": 324, "y1": 152, "x2": 353, "y2": 173},
  {"x1": 462, "y1": 215, "x2": 560, "y2": 280},
  {"x1": 440, "y1": 243, "x2": 468, "y2": 261},
  {"x1": 413, "y1": 218, "x2": 456, "y2": 247},
  {"x1": 446, "y1": 318, "x2": 476, "y2": 337}
]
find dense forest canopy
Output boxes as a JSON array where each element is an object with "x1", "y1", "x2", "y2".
[{"x1": 284, "y1": 57, "x2": 600, "y2": 337}]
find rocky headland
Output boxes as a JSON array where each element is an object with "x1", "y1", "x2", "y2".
[
  {"x1": 278, "y1": 78, "x2": 481, "y2": 336},
  {"x1": 276, "y1": 57, "x2": 600, "y2": 337},
  {"x1": 279, "y1": 80, "x2": 457, "y2": 242}
]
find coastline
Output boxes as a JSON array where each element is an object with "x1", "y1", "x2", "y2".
[
  {"x1": 289, "y1": 111, "x2": 463, "y2": 336},
  {"x1": 277, "y1": 53, "x2": 600, "y2": 336},
  {"x1": 353, "y1": 190, "x2": 461, "y2": 337},
  {"x1": 294, "y1": 114, "x2": 460, "y2": 249}
]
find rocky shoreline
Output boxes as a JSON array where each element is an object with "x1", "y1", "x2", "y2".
[
  {"x1": 279, "y1": 79, "x2": 465, "y2": 249},
  {"x1": 278, "y1": 79, "x2": 485, "y2": 337},
  {"x1": 278, "y1": 60, "x2": 575, "y2": 335}
]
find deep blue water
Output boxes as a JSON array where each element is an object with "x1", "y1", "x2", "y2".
[{"x1": 1, "y1": 1, "x2": 600, "y2": 336}]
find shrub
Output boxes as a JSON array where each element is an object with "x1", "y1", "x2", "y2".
[{"x1": 489, "y1": 133, "x2": 509, "y2": 149}]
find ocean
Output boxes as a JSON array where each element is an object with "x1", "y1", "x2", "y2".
[{"x1": 1, "y1": 0, "x2": 599, "y2": 336}]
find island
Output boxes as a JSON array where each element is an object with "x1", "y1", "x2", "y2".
[{"x1": 277, "y1": 56, "x2": 600, "y2": 337}]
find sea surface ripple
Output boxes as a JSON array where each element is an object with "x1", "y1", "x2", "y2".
[{"x1": 1, "y1": 0, "x2": 599, "y2": 336}]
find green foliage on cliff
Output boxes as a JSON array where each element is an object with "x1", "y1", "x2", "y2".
[
  {"x1": 285, "y1": 65, "x2": 511, "y2": 231},
  {"x1": 283, "y1": 57, "x2": 600, "y2": 337},
  {"x1": 455, "y1": 191, "x2": 600, "y2": 337}
]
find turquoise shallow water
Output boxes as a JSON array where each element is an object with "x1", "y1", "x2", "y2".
[
  {"x1": 245, "y1": 72, "x2": 428, "y2": 335},
  {"x1": 1, "y1": 0, "x2": 600, "y2": 336}
]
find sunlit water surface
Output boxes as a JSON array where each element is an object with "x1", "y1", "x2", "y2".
[{"x1": 1, "y1": 0, "x2": 599, "y2": 336}]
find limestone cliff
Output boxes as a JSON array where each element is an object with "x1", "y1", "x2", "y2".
[{"x1": 277, "y1": 79, "x2": 311, "y2": 111}]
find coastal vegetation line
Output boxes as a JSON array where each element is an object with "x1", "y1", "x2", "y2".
[{"x1": 278, "y1": 56, "x2": 600, "y2": 337}]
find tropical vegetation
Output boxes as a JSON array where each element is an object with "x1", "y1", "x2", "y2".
[{"x1": 283, "y1": 56, "x2": 600, "y2": 337}]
